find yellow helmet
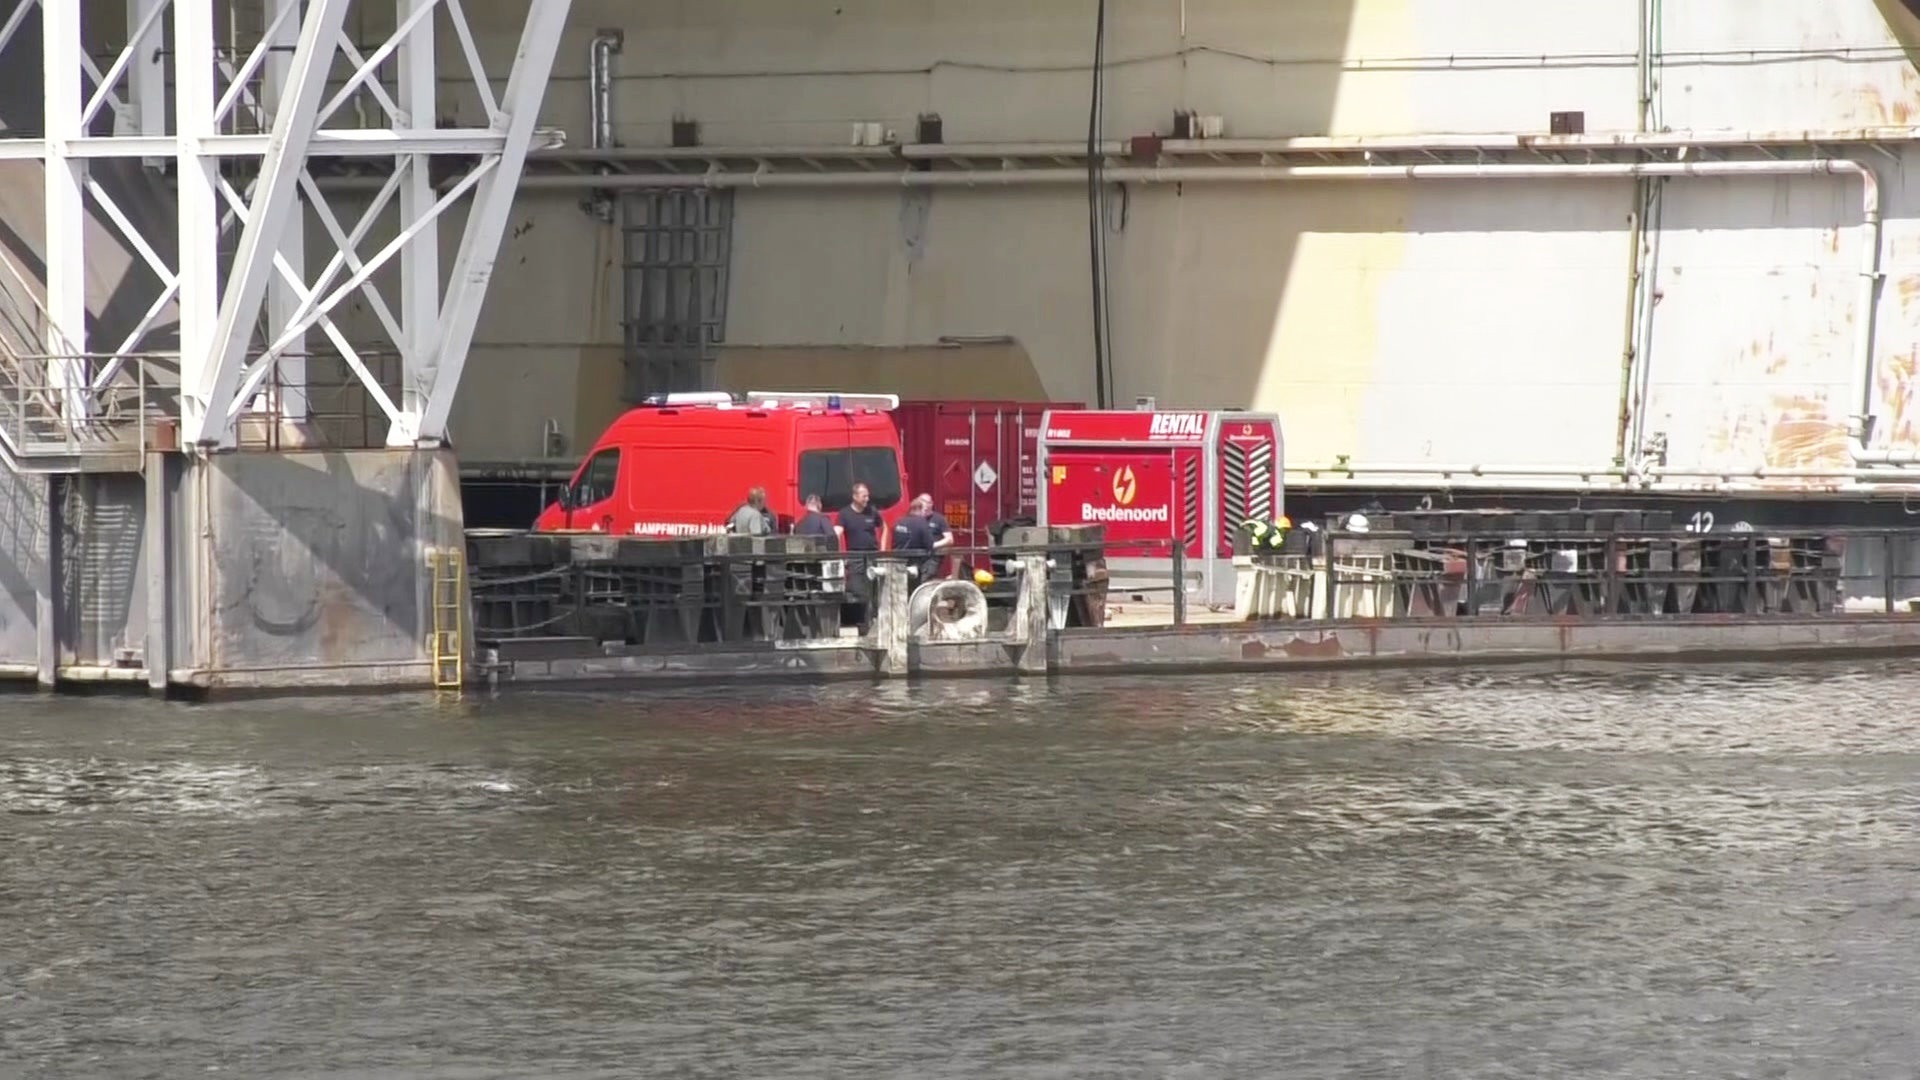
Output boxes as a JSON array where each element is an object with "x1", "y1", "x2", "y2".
[
  {"x1": 973, "y1": 568, "x2": 996, "y2": 587},
  {"x1": 1277, "y1": 515, "x2": 1292, "y2": 530}
]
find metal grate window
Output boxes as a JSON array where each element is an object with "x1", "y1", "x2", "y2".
[
  {"x1": 620, "y1": 190, "x2": 734, "y2": 399},
  {"x1": 1220, "y1": 439, "x2": 1276, "y2": 552}
]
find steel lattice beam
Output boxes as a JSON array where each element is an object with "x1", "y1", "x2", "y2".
[
  {"x1": 1, "y1": 0, "x2": 573, "y2": 450},
  {"x1": 409, "y1": 1, "x2": 572, "y2": 446},
  {"x1": 190, "y1": 0, "x2": 351, "y2": 445}
]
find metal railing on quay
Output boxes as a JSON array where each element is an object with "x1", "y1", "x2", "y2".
[
  {"x1": 1236, "y1": 526, "x2": 1920, "y2": 622},
  {"x1": 463, "y1": 530, "x2": 1117, "y2": 646}
]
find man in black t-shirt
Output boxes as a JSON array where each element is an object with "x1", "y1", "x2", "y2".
[
  {"x1": 837, "y1": 483, "x2": 883, "y2": 552},
  {"x1": 837, "y1": 482, "x2": 886, "y2": 628}
]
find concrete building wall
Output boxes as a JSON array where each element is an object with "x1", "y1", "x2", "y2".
[{"x1": 423, "y1": 0, "x2": 1920, "y2": 489}]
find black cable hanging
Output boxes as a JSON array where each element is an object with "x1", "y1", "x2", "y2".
[{"x1": 1085, "y1": 0, "x2": 1112, "y2": 409}]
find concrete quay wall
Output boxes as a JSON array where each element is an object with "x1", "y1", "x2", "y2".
[{"x1": 488, "y1": 613, "x2": 1920, "y2": 690}]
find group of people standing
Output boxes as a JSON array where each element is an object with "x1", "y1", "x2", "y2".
[{"x1": 728, "y1": 483, "x2": 956, "y2": 625}]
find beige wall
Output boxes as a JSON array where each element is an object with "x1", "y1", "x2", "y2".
[{"x1": 411, "y1": 0, "x2": 1920, "y2": 480}]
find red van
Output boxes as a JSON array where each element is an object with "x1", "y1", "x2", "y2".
[{"x1": 532, "y1": 391, "x2": 909, "y2": 539}]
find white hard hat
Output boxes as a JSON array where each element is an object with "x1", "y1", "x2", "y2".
[{"x1": 1346, "y1": 513, "x2": 1370, "y2": 534}]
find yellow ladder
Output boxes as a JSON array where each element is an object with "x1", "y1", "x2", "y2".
[{"x1": 428, "y1": 548, "x2": 466, "y2": 690}]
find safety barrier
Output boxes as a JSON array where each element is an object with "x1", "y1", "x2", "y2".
[
  {"x1": 1235, "y1": 519, "x2": 1920, "y2": 621},
  {"x1": 463, "y1": 526, "x2": 1113, "y2": 649}
]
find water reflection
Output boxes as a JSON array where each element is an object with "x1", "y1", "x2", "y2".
[{"x1": 4, "y1": 661, "x2": 1919, "y2": 1076}]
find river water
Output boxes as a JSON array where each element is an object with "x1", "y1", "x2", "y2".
[{"x1": 4, "y1": 663, "x2": 1920, "y2": 1078}]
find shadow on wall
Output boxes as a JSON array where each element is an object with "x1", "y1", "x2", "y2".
[
  {"x1": 0, "y1": 468, "x2": 47, "y2": 665},
  {"x1": 211, "y1": 450, "x2": 466, "y2": 672},
  {"x1": 1876, "y1": 0, "x2": 1920, "y2": 59}
]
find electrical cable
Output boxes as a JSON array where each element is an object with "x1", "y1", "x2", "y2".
[{"x1": 1086, "y1": 0, "x2": 1111, "y2": 408}]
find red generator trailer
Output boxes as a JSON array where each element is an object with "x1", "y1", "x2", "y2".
[
  {"x1": 1036, "y1": 408, "x2": 1284, "y2": 608},
  {"x1": 895, "y1": 399, "x2": 1083, "y2": 553}
]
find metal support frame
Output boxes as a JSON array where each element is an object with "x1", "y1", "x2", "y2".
[
  {"x1": 262, "y1": 0, "x2": 308, "y2": 420},
  {"x1": 41, "y1": 0, "x2": 88, "y2": 424},
  {"x1": 0, "y1": 0, "x2": 573, "y2": 453},
  {"x1": 397, "y1": 0, "x2": 440, "y2": 434},
  {"x1": 194, "y1": 0, "x2": 351, "y2": 445},
  {"x1": 408, "y1": 1, "x2": 572, "y2": 446}
]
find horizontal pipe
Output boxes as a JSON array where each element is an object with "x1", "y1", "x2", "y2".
[
  {"x1": 513, "y1": 157, "x2": 1875, "y2": 191},
  {"x1": 526, "y1": 127, "x2": 1920, "y2": 166}
]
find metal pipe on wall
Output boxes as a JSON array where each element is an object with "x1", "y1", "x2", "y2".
[{"x1": 588, "y1": 30, "x2": 623, "y2": 151}]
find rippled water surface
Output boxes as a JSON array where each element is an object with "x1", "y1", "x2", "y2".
[{"x1": 6, "y1": 663, "x2": 1920, "y2": 1077}]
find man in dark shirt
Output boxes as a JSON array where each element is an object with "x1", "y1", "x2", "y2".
[
  {"x1": 793, "y1": 493, "x2": 839, "y2": 543},
  {"x1": 837, "y1": 483, "x2": 886, "y2": 628},
  {"x1": 893, "y1": 500, "x2": 940, "y2": 585},
  {"x1": 915, "y1": 493, "x2": 954, "y2": 579}
]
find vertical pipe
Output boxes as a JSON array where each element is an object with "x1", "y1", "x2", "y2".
[
  {"x1": 589, "y1": 31, "x2": 623, "y2": 151},
  {"x1": 1613, "y1": 205, "x2": 1644, "y2": 467},
  {"x1": 1615, "y1": 0, "x2": 1654, "y2": 468}
]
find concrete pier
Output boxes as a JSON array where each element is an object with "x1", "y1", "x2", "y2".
[{"x1": 0, "y1": 448, "x2": 465, "y2": 693}]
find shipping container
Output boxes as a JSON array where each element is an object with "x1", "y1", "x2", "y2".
[{"x1": 895, "y1": 400, "x2": 1082, "y2": 551}]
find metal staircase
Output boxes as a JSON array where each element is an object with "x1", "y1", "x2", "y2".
[{"x1": 0, "y1": 253, "x2": 172, "y2": 476}]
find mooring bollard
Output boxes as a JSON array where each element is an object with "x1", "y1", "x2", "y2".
[
  {"x1": 867, "y1": 561, "x2": 911, "y2": 676},
  {"x1": 1009, "y1": 553, "x2": 1050, "y2": 675}
]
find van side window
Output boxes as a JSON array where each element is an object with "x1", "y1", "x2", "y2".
[
  {"x1": 571, "y1": 448, "x2": 621, "y2": 506},
  {"x1": 798, "y1": 447, "x2": 902, "y2": 510}
]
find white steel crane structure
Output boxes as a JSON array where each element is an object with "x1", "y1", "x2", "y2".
[{"x1": 0, "y1": 0, "x2": 571, "y2": 453}]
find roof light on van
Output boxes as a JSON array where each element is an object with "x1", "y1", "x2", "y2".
[
  {"x1": 644, "y1": 391, "x2": 735, "y2": 407},
  {"x1": 744, "y1": 390, "x2": 900, "y2": 411}
]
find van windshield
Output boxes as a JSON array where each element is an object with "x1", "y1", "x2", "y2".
[{"x1": 799, "y1": 447, "x2": 902, "y2": 511}]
